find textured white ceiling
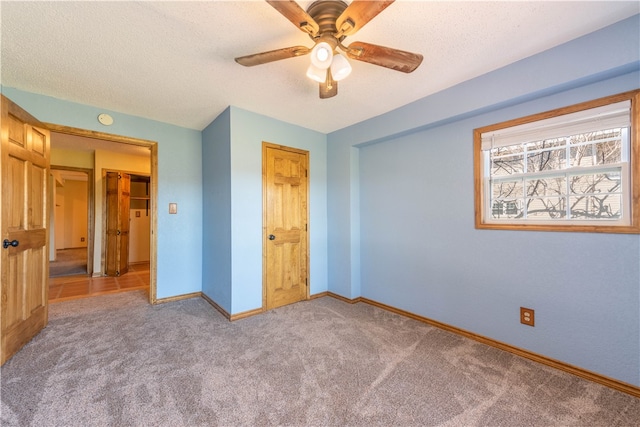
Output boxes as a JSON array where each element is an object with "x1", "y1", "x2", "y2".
[{"x1": 1, "y1": 1, "x2": 638, "y2": 134}]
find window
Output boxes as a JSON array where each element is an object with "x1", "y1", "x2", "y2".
[{"x1": 474, "y1": 90, "x2": 639, "y2": 233}]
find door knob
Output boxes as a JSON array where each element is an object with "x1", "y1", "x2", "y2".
[
  {"x1": 268, "y1": 234, "x2": 276, "y2": 240},
  {"x1": 3, "y1": 239, "x2": 19, "y2": 249}
]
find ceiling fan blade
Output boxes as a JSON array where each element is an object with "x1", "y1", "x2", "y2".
[
  {"x1": 265, "y1": 0, "x2": 319, "y2": 36},
  {"x1": 235, "y1": 46, "x2": 310, "y2": 67},
  {"x1": 335, "y1": 0, "x2": 395, "y2": 37},
  {"x1": 345, "y1": 41, "x2": 423, "y2": 73},
  {"x1": 319, "y1": 70, "x2": 337, "y2": 99}
]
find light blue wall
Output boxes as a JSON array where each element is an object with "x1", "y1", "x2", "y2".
[
  {"x1": 202, "y1": 107, "x2": 232, "y2": 312},
  {"x1": 327, "y1": 15, "x2": 640, "y2": 386},
  {"x1": 1, "y1": 87, "x2": 203, "y2": 300},
  {"x1": 327, "y1": 144, "x2": 355, "y2": 298},
  {"x1": 229, "y1": 107, "x2": 328, "y2": 314}
]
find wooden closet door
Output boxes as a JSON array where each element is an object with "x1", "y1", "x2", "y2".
[
  {"x1": 263, "y1": 143, "x2": 309, "y2": 310},
  {"x1": 105, "y1": 171, "x2": 130, "y2": 276}
]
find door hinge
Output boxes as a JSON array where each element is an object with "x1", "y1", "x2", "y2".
[
  {"x1": 305, "y1": 169, "x2": 308, "y2": 177},
  {"x1": 305, "y1": 224, "x2": 307, "y2": 231},
  {"x1": 305, "y1": 278, "x2": 308, "y2": 287}
]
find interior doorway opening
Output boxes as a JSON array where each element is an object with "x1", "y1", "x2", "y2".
[
  {"x1": 49, "y1": 167, "x2": 93, "y2": 278},
  {"x1": 46, "y1": 125, "x2": 158, "y2": 304}
]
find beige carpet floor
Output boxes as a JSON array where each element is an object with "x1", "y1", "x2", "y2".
[{"x1": 1, "y1": 291, "x2": 639, "y2": 426}]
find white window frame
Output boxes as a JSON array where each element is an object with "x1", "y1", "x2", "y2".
[{"x1": 474, "y1": 90, "x2": 640, "y2": 234}]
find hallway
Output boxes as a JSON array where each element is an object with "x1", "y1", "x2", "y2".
[{"x1": 49, "y1": 247, "x2": 88, "y2": 277}]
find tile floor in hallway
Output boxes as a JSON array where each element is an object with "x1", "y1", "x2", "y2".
[{"x1": 49, "y1": 262, "x2": 150, "y2": 303}]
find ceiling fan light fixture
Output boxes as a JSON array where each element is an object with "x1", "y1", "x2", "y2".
[
  {"x1": 330, "y1": 53, "x2": 352, "y2": 81},
  {"x1": 306, "y1": 63, "x2": 327, "y2": 83},
  {"x1": 310, "y1": 41, "x2": 333, "y2": 69},
  {"x1": 235, "y1": 0, "x2": 423, "y2": 99}
]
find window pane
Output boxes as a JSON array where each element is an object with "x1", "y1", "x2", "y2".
[
  {"x1": 595, "y1": 140, "x2": 622, "y2": 164},
  {"x1": 527, "y1": 138, "x2": 566, "y2": 151},
  {"x1": 525, "y1": 197, "x2": 566, "y2": 219},
  {"x1": 570, "y1": 142, "x2": 621, "y2": 167},
  {"x1": 570, "y1": 195, "x2": 621, "y2": 219},
  {"x1": 526, "y1": 177, "x2": 567, "y2": 197},
  {"x1": 492, "y1": 180, "x2": 524, "y2": 199},
  {"x1": 491, "y1": 200, "x2": 522, "y2": 219},
  {"x1": 570, "y1": 172, "x2": 621, "y2": 195},
  {"x1": 492, "y1": 145, "x2": 524, "y2": 156},
  {"x1": 527, "y1": 148, "x2": 566, "y2": 173},
  {"x1": 569, "y1": 128, "x2": 623, "y2": 145},
  {"x1": 491, "y1": 154, "x2": 524, "y2": 176}
]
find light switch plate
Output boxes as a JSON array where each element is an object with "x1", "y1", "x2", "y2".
[{"x1": 169, "y1": 203, "x2": 177, "y2": 214}]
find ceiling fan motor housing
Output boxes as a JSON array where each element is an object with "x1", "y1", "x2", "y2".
[{"x1": 306, "y1": 0, "x2": 349, "y2": 43}]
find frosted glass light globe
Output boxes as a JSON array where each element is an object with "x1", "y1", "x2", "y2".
[
  {"x1": 310, "y1": 42, "x2": 333, "y2": 70},
  {"x1": 330, "y1": 54, "x2": 352, "y2": 81}
]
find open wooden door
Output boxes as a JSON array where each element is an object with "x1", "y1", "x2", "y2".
[
  {"x1": 263, "y1": 143, "x2": 309, "y2": 310},
  {"x1": 1, "y1": 95, "x2": 50, "y2": 365},
  {"x1": 105, "y1": 171, "x2": 130, "y2": 276}
]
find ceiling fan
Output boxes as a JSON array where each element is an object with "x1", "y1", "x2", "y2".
[{"x1": 235, "y1": 0, "x2": 423, "y2": 99}]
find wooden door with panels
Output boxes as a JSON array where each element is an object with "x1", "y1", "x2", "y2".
[
  {"x1": 1, "y1": 95, "x2": 50, "y2": 365},
  {"x1": 263, "y1": 143, "x2": 309, "y2": 310},
  {"x1": 105, "y1": 171, "x2": 130, "y2": 276}
]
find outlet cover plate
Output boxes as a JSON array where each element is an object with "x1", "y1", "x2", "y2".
[{"x1": 520, "y1": 307, "x2": 535, "y2": 327}]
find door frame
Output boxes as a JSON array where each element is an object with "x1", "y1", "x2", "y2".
[
  {"x1": 50, "y1": 165, "x2": 94, "y2": 276},
  {"x1": 262, "y1": 141, "x2": 310, "y2": 310},
  {"x1": 45, "y1": 123, "x2": 158, "y2": 304}
]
